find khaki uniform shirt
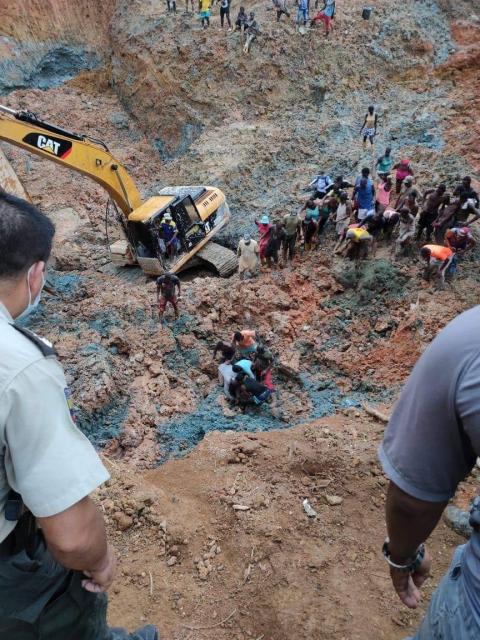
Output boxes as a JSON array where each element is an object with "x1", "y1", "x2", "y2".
[{"x1": 0, "y1": 302, "x2": 109, "y2": 543}]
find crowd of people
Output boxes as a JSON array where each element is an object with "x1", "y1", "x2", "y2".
[
  {"x1": 164, "y1": 0, "x2": 338, "y2": 51},
  {"x1": 214, "y1": 329, "x2": 275, "y2": 411},
  {"x1": 164, "y1": 0, "x2": 261, "y2": 51},
  {"x1": 237, "y1": 155, "x2": 479, "y2": 290}
]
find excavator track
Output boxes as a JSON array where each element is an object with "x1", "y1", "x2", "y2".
[{"x1": 196, "y1": 242, "x2": 238, "y2": 278}]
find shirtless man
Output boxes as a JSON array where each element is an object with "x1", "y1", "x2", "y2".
[
  {"x1": 360, "y1": 106, "x2": 378, "y2": 147},
  {"x1": 434, "y1": 194, "x2": 480, "y2": 243},
  {"x1": 156, "y1": 272, "x2": 181, "y2": 320},
  {"x1": 416, "y1": 184, "x2": 449, "y2": 242}
]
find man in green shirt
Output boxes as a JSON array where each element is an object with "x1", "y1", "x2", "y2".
[
  {"x1": 376, "y1": 147, "x2": 394, "y2": 177},
  {"x1": 282, "y1": 211, "x2": 301, "y2": 261}
]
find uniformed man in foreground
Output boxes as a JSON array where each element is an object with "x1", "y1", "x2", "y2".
[{"x1": 0, "y1": 191, "x2": 158, "y2": 639}]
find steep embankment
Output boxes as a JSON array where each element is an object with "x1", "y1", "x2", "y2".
[
  {"x1": 108, "y1": 0, "x2": 477, "y2": 242},
  {"x1": 0, "y1": 0, "x2": 116, "y2": 92}
]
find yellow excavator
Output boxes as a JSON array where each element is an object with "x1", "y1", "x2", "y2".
[{"x1": 0, "y1": 104, "x2": 238, "y2": 277}]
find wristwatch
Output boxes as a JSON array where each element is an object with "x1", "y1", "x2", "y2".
[{"x1": 382, "y1": 538, "x2": 425, "y2": 573}]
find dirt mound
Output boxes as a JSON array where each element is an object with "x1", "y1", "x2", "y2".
[{"x1": 98, "y1": 418, "x2": 471, "y2": 639}]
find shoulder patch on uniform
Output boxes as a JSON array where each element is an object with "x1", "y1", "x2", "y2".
[{"x1": 11, "y1": 325, "x2": 58, "y2": 357}]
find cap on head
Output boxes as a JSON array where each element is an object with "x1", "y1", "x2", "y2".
[
  {"x1": 164, "y1": 212, "x2": 172, "y2": 221},
  {"x1": 260, "y1": 214, "x2": 269, "y2": 224},
  {"x1": 243, "y1": 233, "x2": 251, "y2": 242},
  {"x1": 458, "y1": 227, "x2": 469, "y2": 237}
]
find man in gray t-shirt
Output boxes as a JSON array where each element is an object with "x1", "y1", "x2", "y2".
[{"x1": 379, "y1": 305, "x2": 480, "y2": 639}]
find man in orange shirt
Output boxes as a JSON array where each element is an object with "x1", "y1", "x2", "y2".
[
  {"x1": 420, "y1": 245, "x2": 454, "y2": 289},
  {"x1": 232, "y1": 329, "x2": 257, "y2": 357}
]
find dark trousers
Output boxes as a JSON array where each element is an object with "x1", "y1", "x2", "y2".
[
  {"x1": 283, "y1": 234, "x2": 296, "y2": 260},
  {"x1": 276, "y1": 8, "x2": 290, "y2": 20},
  {"x1": 0, "y1": 528, "x2": 143, "y2": 640},
  {"x1": 220, "y1": 6, "x2": 231, "y2": 26},
  {"x1": 167, "y1": 0, "x2": 176, "y2": 11},
  {"x1": 416, "y1": 213, "x2": 436, "y2": 242}
]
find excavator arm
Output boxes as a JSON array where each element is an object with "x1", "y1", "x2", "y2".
[{"x1": 0, "y1": 104, "x2": 142, "y2": 215}]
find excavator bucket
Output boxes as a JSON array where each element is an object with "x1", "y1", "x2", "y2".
[{"x1": 0, "y1": 147, "x2": 30, "y2": 200}]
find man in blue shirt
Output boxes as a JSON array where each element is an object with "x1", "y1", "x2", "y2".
[
  {"x1": 297, "y1": 0, "x2": 309, "y2": 25},
  {"x1": 353, "y1": 168, "x2": 375, "y2": 221}
]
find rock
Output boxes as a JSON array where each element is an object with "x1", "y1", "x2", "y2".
[
  {"x1": 232, "y1": 504, "x2": 250, "y2": 511},
  {"x1": 303, "y1": 499, "x2": 317, "y2": 518},
  {"x1": 325, "y1": 495, "x2": 343, "y2": 506},
  {"x1": 277, "y1": 350, "x2": 301, "y2": 379},
  {"x1": 316, "y1": 479, "x2": 331, "y2": 489},
  {"x1": 167, "y1": 556, "x2": 178, "y2": 566},
  {"x1": 234, "y1": 441, "x2": 260, "y2": 456},
  {"x1": 113, "y1": 511, "x2": 134, "y2": 531},
  {"x1": 148, "y1": 362, "x2": 163, "y2": 378},
  {"x1": 103, "y1": 499, "x2": 115, "y2": 512},
  {"x1": 374, "y1": 319, "x2": 392, "y2": 333},
  {"x1": 443, "y1": 506, "x2": 473, "y2": 539}
]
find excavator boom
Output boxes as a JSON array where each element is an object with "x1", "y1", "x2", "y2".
[
  {"x1": 0, "y1": 104, "x2": 142, "y2": 215},
  {"x1": 0, "y1": 104, "x2": 238, "y2": 278}
]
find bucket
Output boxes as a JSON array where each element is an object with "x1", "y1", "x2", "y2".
[{"x1": 362, "y1": 6, "x2": 372, "y2": 20}]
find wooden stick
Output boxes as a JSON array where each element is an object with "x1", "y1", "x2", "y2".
[
  {"x1": 362, "y1": 402, "x2": 390, "y2": 423},
  {"x1": 148, "y1": 571, "x2": 153, "y2": 597}
]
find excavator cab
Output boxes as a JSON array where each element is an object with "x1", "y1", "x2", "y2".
[{"x1": 112, "y1": 186, "x2": 231, "y2": 276}]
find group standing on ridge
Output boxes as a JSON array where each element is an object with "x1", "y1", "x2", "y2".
[
  {"x1": 232, "y1": 132, "x2": 479, "y2": 291},
  {"x1": 163, "y1": 0, "x2": 341, "y2": 52}
]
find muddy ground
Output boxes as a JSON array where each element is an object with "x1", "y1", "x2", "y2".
[{"x1": 1, "y1": 0, "x2": 480, "y2": 638}]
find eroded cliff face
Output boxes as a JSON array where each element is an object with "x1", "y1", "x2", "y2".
[
  {"x1": 0, "y1": 0, "x2": 115, "y2": 44},
  {"x1": 0, "y1": 0, "x2": 116, "y2": 93}
]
